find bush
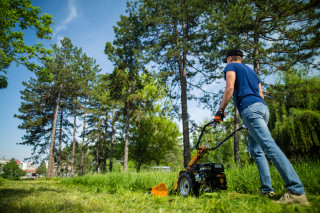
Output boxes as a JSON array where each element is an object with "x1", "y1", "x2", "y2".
[
  {"x1": 0, "y1": 177, "x2": 4, "y2": 186},
  {"x1": 1, "y1": 160, "x2": 23, "y2": 179}
]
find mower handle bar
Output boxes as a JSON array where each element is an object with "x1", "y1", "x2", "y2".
[{"x1": 195, "y1": 121, "x2": 245, "y2": 150}]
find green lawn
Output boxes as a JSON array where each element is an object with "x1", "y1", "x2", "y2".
[{"x1": 0, "y1": 179, "x2": 319, "y2": 213}]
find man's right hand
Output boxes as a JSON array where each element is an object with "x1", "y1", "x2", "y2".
[{"x1": 214, "y1": 108, "x2": 226, "y2": 123}]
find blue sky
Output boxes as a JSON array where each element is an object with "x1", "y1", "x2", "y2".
[
  {"x1": 0, "y1": 0, "x2": 129, "y2": 161},
  {"x1": 0, "y1": 0, "x2": 214, "y2": 163}
]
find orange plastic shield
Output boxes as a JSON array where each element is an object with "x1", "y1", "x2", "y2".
[{"x1": 151, "y1": 182, "x2": 169, "y2": 197}]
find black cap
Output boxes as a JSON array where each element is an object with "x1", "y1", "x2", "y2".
[{"x1": 223, "y1": 49, "x2": 243, "y2": 63}]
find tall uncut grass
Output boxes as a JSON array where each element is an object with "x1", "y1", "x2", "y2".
[
  {"x1": 61, "y1": 160, "x2": 320, "y2": 196},
  {"x1": 0, "y1": 177, "x2": 4, "y2": 187},
  {"x1": 223, "y1": 160, "x2": 320, "y2": 195},
  {"x1": 61, "y1": 171, "x2": 177, "y2": 194}
]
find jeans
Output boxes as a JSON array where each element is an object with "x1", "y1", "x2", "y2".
[{"x1": 240, "y1": 102, "x2": 305, "y2": 195}]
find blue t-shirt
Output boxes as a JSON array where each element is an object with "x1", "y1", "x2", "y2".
[{"x1": 224, "y1": 63, "x2": 266, "y2": 113}]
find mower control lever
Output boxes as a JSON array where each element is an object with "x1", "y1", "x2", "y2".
[{"x1": 195, "y1": 121, "x2": 245, "y2": 150}]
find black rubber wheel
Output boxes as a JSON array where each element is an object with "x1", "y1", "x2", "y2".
[{"x1": 177, "y1": 172, "x2": 199, "y2": 197}]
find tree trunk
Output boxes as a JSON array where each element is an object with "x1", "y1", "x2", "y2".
[
  {"x1": 80, "y1": 97, "x2": 87, "y2": 176},
  {"x1": 137, "y1": 162, "x2": 142, "y2": 172},
  {"x1": 47, "y1": 83, "x2": 62, "y2": 177},
  {"x1": 57, "y1": 107, "x2": 64, "y2": 176},
  {"x1": 123, "y1": 102, "x2": 131, "y2": 172},
  {"x1": 234, "y1": 106, "x2": 241, "y2": 165},
  {"x1": 71, "y1": 105, "x2": 77, "y2": 177},
  {"x1": 175, "y1": 13, "x2": 190, "y2": 168},
  {"x1": 253, "y1": 18, "x2": 261, "y2": 77},
  {"x1": 123, "y1": 78, "x2": 133, "y2": 172},
  {"x1": 95, "y1": 114, "x2": 101, "y2": 173},
  {"x1": 109, "y1": 107, "x2": 116, "y2": 172},
  {"x1": 102, "y1": 113, "x2": 109, "y2": 173}
]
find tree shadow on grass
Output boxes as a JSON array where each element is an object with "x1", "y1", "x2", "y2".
[
  {"x1": 0, "y1": 194, "x2": 103, "y2": 213},
  {"x1": 0, "y1": 188, "x2": 31, "y2": 198}
]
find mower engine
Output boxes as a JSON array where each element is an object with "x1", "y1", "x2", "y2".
[{"x1": 191, "y1": 163, "x2": 227, "y2": 191}]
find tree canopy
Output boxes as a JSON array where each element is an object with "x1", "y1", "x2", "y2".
[{"x1": 0, "y1": 0, "x2": 54, "y2": 87}]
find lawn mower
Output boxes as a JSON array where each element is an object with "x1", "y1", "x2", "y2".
[{"x1": 151, "y1": 120, "x2": 245, "y2": 197}]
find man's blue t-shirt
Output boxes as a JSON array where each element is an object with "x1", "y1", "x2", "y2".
[{"x1": 224, "y1": 63, "x2": 266, "y2": 113}]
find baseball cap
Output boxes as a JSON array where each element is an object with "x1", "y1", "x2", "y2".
[{"x1": 223, "y1": 49, "x2": 243, "y2": 63}]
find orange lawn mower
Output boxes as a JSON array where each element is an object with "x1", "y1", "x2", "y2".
[{"x1": 151, "y1": 120, "x2": 245, "y2": 197}]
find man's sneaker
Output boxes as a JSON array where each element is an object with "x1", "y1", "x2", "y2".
[
  {"x1": 261, "y1": 191, "x2": 275, "y2": 198},
  {"x1": 276, "y1": 191, "x2": 309, "y2": 205}
]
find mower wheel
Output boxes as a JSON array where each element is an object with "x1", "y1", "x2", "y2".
[{"x1": 177, "y1": 172, "x2": 199, "y2": 197}]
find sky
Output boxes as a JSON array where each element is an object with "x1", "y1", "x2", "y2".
[{"x1": 0, "y1": 0, "x2": 214, "y2": 163}]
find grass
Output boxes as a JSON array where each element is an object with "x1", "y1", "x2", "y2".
[{"x1": 0, "y1": 162, "x2": 319, "y2": 212}]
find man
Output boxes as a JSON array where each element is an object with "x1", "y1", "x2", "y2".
[{"x1": 214, "y1": 49, "x2": 309, "y2": 205}]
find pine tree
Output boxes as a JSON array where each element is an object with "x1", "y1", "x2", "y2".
[
  {"x1": 137, "y1": 0, "x2": 216, "y2": 167},
  {"x1": 78, "y1": 54, "x2": 101, "y2": 175},
  {"x1": 45, "y1": 38, "x2": 77, "y2": 177},
  {"x1": 105, "y1": 6, "x2": 146, "y2": 172},
  {"x1": 15, "y1": 78, "x2": 53, "y2": 163}
]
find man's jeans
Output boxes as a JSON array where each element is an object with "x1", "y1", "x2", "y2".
[{"x1": 240, "y1": 102, "x2": 305, "y2": 195}]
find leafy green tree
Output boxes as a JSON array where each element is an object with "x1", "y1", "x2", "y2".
[
  {"x1": 130, "y1": 115, "x2": 181, "y2": 171},
  {"x1": 36, "y1": 160, "x2": 47, "y2": 176},
  {"x1": 0, "y1": 0, "x2": 54, "y2": 86},
  {"x1": 128, "y1": 72, "x2": 177, "y2": 171},
  {"x1": 266, "y1": 69, "x2": 320, "y2": 159},
  {"x1": 1, "y1": 160, "x2": 23, "y2": 178}
]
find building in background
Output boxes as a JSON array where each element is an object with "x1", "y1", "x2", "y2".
[
  {"x1": 0, "y1": 158, "x2": 37, "y2": 176},
  {"x1": 19, "y1": 161, "x2": 37, "y2": 173}
]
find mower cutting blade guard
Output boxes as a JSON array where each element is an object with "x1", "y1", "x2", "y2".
[{"x1": 151, "y1": 182, "x2": 169, "y2": 197}]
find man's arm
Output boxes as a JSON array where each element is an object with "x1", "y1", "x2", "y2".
[
  {"x1": 220, "y1": 71, "x2": 236, "y2": 110},
  {"x1": 259, "y1": 83, "x2": 264, "y2": 100}
]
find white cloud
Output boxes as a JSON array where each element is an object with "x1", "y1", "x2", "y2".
[
  {"x1": 54, "y1": 0, "x2": 78, "y2": 36},
  {"x1": 56, "y1": 36, "x2": 64, "y2": 46}
]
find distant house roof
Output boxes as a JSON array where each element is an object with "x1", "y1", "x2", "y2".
[
  {"x1": 0, "y1": 159, "x2": 10, "y2": 164},
  {"x1": 15, "y1": 159, "x2": 20, "y2": 165}
]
